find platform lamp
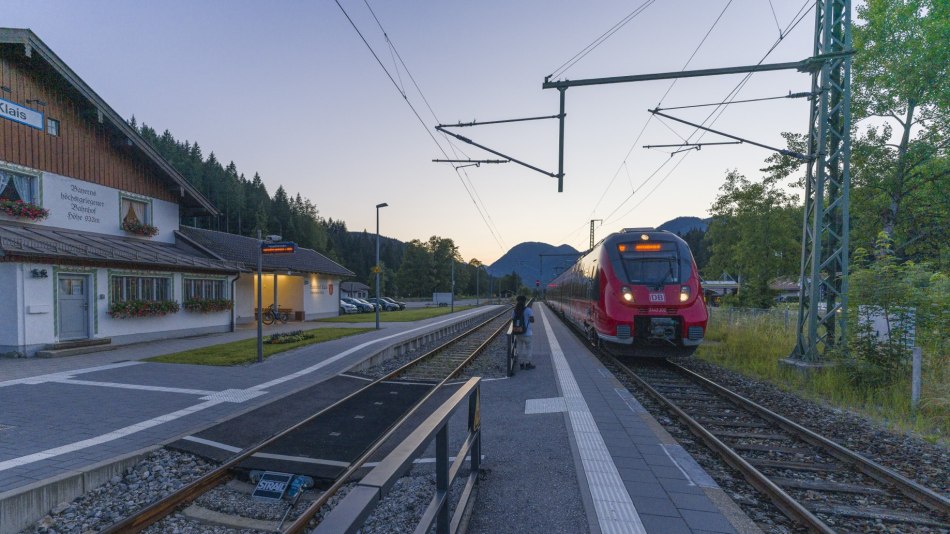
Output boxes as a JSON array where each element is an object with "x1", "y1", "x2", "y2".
[{"x1": 375, "y1": 203, "x2": 388, "y2": 329}]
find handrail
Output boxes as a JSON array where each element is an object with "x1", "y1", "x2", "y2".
[{"x1": 314, "y1": 377, "x2": 482, "y2": 534}]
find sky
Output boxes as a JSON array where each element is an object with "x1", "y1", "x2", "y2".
[{"x1": 7, "y1": 0, "x2": 820, "y2": 264}]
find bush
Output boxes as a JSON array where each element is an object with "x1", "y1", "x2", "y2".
[{"x1": 265, "y1": 330, "x2": 314, "y2": 344}]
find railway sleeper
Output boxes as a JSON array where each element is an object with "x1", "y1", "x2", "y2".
[
  {"x1": 728, "y1": 443, "x2": 816, "y2": 455},
  {"x1": 748, "y1": 458, "x2": 840, "y2": 472},
  {"x1": 692, "y1": 417, "x2": 771, "y2": 428},
  {"x1": 769, "y1": 477, "x2": 889, "y2": 496},
  {"x1": 713, "y1": 430, "x2": 789, "y2": 440},
  {"x1": 806, "y1": 503, "x2": 950, "y2": 529}
]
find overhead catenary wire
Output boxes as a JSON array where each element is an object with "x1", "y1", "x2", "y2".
[
  {"x1": 547, "y1": 0, "x2": 655, "y2": 80},
  {"x1": 359, "y1": 0, "x2": 507, "y2": 251},
  {"x1": 587, "y1": 0, "x2": 734, "y2": 217},
  {"x1": 337, "y1": 0, "x2": 506, "y2": 251},
  {"x1": 656, "y1": 91, "x2": 815, "y2": 112},
  {"x1": 599, "y1": 0, "x2": 815, "y2": 229}
]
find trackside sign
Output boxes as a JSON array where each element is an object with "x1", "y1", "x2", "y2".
[
  {"x1": 0, "y1": 97, "x2": 44, "y2": 130},
  {"x1": 252, "y1": 471, "x2": 294, "y2": 502},
  {"x1": 261, "y1": 242, "x2": 296, "y2": 254}
]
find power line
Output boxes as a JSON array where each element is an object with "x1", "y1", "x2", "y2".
[
  {"x1": 336, "y1": 0, "x2": 506, "y2": 251},
  {"x1": 360, "y1": 1, "x2": 507, "y2": 252},
  {"x1": 600, "y1": 0, "x2": 815, "y2": 227},
  {"x1": 548, "y1": 0, "x2": 655, "y2": 80},
  {"x1": 589, "y1": 0, "x2": 734, "y2": 216}
]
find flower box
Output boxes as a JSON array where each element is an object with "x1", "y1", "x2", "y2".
[
  {"x1": 108, "y1": 300, "x2": 180, "y2": 319},
  {"x1": 183, "y1": 298, "x2": 233, "y2": 313},
  {"x1": 121, "y1": 220, "x2": 159, "y2": 237},
  {"x1": 0, "y1": 199, "x2": 49, "y2": 221}
]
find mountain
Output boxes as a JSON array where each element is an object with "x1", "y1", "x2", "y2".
[
  {"x1": 486, "y1": 216, "x2": 708, "y2": 286},
  {"x1": 658, "y1": 216, "x2": 709, "y2": 235},
  {"x1": 487, "y1": 242, "x2": 581, "y2": 285}
]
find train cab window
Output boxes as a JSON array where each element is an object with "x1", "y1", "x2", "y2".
[{"x1": 622, "y1": 255, "x2": 680, "y2": 285}]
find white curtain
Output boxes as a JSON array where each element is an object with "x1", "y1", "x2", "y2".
[
  {"x1": 122, "y1": 199, "x2": 146, "y2": 224},
  {"x1": 11, "y1": 174, "x2": 34, "y2": 203},
  {"x1": 0, "y1": 170, "x2": 9, "y2": 199}
]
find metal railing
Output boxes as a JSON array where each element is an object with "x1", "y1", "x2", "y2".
[{"x1": 314, "y1": 377, "x2": 483, "y2": 534}]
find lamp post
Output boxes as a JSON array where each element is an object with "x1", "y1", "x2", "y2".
[{"x1": 375, "y1": 202, "x2": 388, "y2": 329}]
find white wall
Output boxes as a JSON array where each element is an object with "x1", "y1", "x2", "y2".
[
  {"x1": 22, "y1": 263, "x2": 56, "y2": 347},
  {"x1": 304, "y1": 274, "x2": 342, "y2": 319},
  {"x1": 3, "y1": 167, "x2": 181, "y2": 244}
]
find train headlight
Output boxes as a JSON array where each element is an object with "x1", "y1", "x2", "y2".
[
  {"x1": 679, "y1": 285, "x2": 690, "y2": 302},
  {"x1": 621, "y1": 286, "x2": 634, "y2": 302}
]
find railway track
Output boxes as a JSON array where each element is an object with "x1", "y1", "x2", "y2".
[
  {"x1": 606, "y1": 357, "x2": 950, "y2": 533},
  {"x1": 103, "y1": 305, "x2": 513, "y2": 533}
]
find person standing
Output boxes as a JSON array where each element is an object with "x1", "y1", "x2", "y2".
[{"x1": 513, "y1": 295, "x2": 536, "y2": 370}]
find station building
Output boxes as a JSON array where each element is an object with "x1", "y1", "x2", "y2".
[
  {"x1": 0, "y1": 29, "x2": 349, "y2": 356},
  {"x1": 178, "y1": 226, "x2": 353, "y2": 323}
]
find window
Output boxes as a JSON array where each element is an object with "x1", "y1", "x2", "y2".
[
  {"x1": 184, "y1": 278, "x2": 226, "y2": 300},
  {"x1": 120, "y1": 196, "x2": 149, "y2": 225},
  {"x1": 46, "y1": 118, "x2": 60, "y2": 136},
  {"x1": 621, "y1": 256, "x2": 681, "y2": 285},
  {"x1": 0, "y1": 169, "x2": 38, "y2": 204},
  {"x1": 110, "y1": 275, "x2": 172, "y2": 303}
]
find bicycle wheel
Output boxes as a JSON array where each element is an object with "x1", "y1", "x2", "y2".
[
  {"x1": 262, "y1": 312, "x2": 274, "y2": 325},
  {"x1": 279, "y1": 311, "x2": 290, "y2": 323}
]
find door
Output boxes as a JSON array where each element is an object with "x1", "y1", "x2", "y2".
[{"x1": 58, "y1": 274, "x2": 90, "y2": 341}]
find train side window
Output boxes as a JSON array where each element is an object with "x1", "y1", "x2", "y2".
[{"x1": 590, "y1": 261, "x2": 600, "y2": 298}]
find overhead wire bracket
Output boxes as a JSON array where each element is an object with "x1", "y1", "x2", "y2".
[
  {"x1": 648, "y1": 109, "x2": 810, "y2": 161},
  {"x1": 435, "y1": 110, "x2": 564, "y2": 190}
]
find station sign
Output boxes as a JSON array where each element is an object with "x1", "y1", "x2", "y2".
[
  {"x1": 252, "y1": 471, "x2": 294, "y2": 502},
  {"x1": 261, "y1": 241, "x2": 296, "y2": 254},
  {"x1": 0, "y1": 97, "x2": 44, "y2": 130}
]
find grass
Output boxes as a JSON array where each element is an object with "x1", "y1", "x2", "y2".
[
  {"x1": 697, "y1": 308, "x2": 949, "y2": 444},
  {"x1": 147, "y1": 327, "x2": 373, "y2": 366},
  {"x1": 319, "y1": 305, "x2": 475, "y2": 323}
]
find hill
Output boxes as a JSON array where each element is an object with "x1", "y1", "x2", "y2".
[
  {"x1": 487, "y1": 242, "x2": 581, "y2": 285},
  {"x1": 658, "y1": 216, "x2": 709, "y2": 235}
]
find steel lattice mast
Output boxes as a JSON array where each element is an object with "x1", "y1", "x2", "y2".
[{"x1": 791, "y1": 0, "x2": 852, "y2": 362}]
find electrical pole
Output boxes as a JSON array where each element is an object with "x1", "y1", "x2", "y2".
[
  {"x1": 541, "y1": 3, "x2": 852, "y2": 365},
  {"x1": 256, "y1": 230, "x2": 263, "y2": 364},
  {"x1": 590, "y1": 219, "x2": 602, "y2": 250},
  {"x1": 790, "y1": 0, "x2": 852, "y2": 363}
]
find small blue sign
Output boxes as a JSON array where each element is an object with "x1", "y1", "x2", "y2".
[
  {"x1": 0, "y1": 97, "x2": 44, "y2": 130},
  {"x1": 252, "y1": 471, "x2": 294, "y2": 502}
]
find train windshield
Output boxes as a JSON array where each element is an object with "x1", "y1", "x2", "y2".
[
  {"x1": 616, "y1": 241, "x2": 684, "y2": 285},
  {"x1": 622, "y1": 255, "x2": 680, "y2": 285}
]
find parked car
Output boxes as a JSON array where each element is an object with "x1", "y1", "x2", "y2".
[
  {"x1": 342, "y1": 297, "x2": 373, "y2": 313},
  {"x1": 380, "y1": 297, "x2": 406, "y2": 310},
  {"x1": 352, "y1": 297, "x2": 379, "y2": 311},
  {"x1": 367, "y1": 297, "x2": 398, "y2": 311},
  {"x1": 340, "y1": 300, "x2": 359, "y2": 314}
]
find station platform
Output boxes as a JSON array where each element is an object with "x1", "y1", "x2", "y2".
[
  {"x1": 0, "y1": 303, "x2": 759, "y2": 533},
  {"x1": 466, "y1": 305, "x2": 758, "y2": 534}
]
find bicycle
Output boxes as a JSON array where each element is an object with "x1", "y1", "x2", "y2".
[{"x1": 261, "y1": 304, "x2": 290, "y2": 325}]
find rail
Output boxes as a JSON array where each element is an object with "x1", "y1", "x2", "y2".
[{"x1": 314, "y1": 377, "x2": 482, "y2": 534}]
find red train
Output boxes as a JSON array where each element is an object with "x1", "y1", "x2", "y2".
[{"x1": 546, "y1": 228, "x2": 707, "y2": 357}]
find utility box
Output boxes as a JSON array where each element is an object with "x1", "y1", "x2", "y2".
[{"x1": 433, "y1": 292, "x2": 452, "y2": 307}]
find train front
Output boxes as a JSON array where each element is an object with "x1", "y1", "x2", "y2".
[{"x1": 601, "y1": 230, "x2": 707, "y2": 356}]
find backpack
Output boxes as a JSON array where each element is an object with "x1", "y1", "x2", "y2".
[{"x1": 512, "y1": 309, "x2": 526, "y2": 334}]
